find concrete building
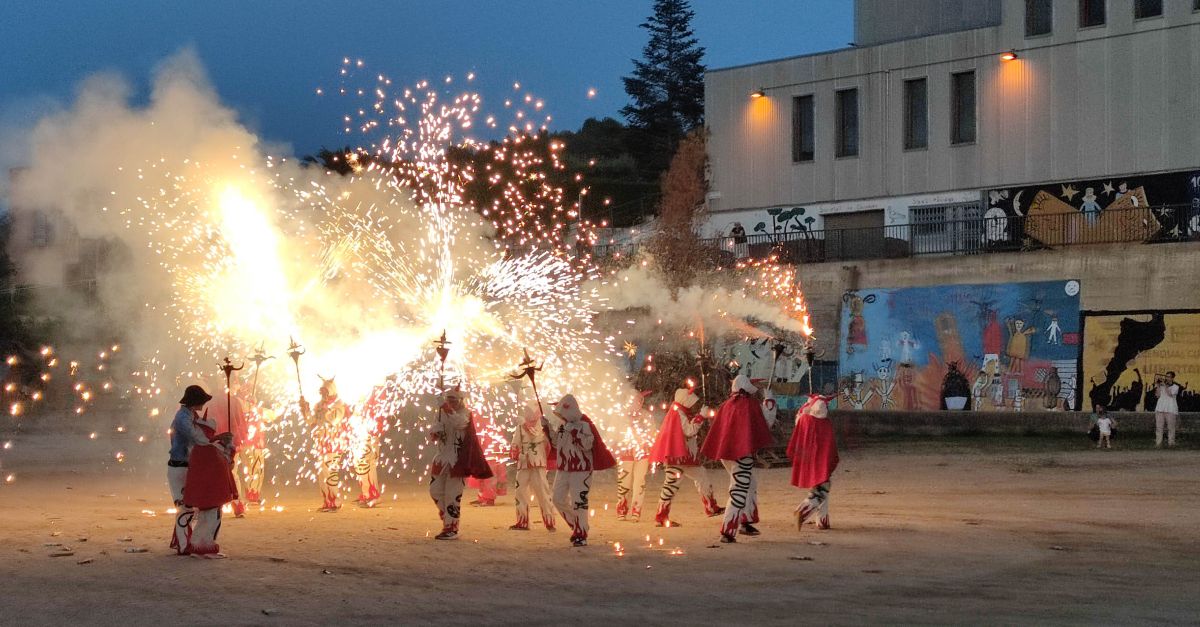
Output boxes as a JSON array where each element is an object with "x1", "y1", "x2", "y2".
[
  {"x1": 703, "y1": 0, "x2": 1200, "y2": 239},
  {"x1": 702, "y1": 0, "x2": 1200, "y2": 413}
]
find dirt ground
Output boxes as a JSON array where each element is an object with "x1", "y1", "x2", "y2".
[{"x1": 1, "y1": 433, "x2": 1198, "y2": 626}]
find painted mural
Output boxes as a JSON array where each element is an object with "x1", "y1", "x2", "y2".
[
  {"x1": 1082, "y1": 311, "x2": 1200, "y2": 413},
  {"x1": 985, "y1": 169, "x2": 1200, "y2": 248},
  {"x1": 837, "y1": 280, "x2": 1082, "y2": 411}
]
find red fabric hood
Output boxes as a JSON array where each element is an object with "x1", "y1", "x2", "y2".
[
  {"x1": 787, "y1": 396, "x2": 839, "y2": 488},
  {"x1": 700, "y1": 392, "x2": 773, "y2": 461}
]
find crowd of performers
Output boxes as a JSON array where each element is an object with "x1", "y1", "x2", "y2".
[{"x1": 163, "y1": 372, "x2": 842, "y2": 556}]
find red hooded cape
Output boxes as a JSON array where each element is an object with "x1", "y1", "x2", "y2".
[
  {"x1": 581, "y1": 415, "x2": 617, "y2": 471},
  {"x1": 787, "y1": 396, "x2": 839, "y2": 488},
  {"x1": 450, "y1": 410, "x2": 495, "y2": 480},
  {"x1": 648, "y1": 404, "x2": 702, "y2": 466},
  {"x1": 183, "y1": 421, "x2": 239, "y2": 510},
  {"x1": 700, "y1": 392, "x2": 773, "y2": 461}
]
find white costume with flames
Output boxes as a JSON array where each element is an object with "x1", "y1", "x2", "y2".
[
  {"x1": 509, "y1": 402, "x2": 557, "y2": 531},
  {"x1": 308, "y1": 379, "x2": 349, "y2": 512},
  {"x1": 548, "y1": 394, "x2": 615, "y2": 547},
  {"x1": 429, "y1": 393, "x2": 471, "y2": 537}
]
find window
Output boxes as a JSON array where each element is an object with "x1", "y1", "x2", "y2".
[
  {"x1": 1134, "y1": 0, "x2": 1162, "y2": 18},
  {"x1": 951, "y1": 71, "x2": 976, "y2": 145},
  {"x1": 903, "y1": 78, "x2": 928, "y2": 150},
  {"x1": 791, "y1": 95, "x2": 814, "y2": 162},
  {"x1": 910, "y1": 202, "x2": 983, "y2": 255},
  {"x1": 1079, "y1": 0, "x2": 1105, "y2": 27},
  {"x1": 1025, "y1": 0, "x2": 1053, "y2": 36},
  {"x1": 835, "y1": 88, "x2": 858, "y2": 158}
]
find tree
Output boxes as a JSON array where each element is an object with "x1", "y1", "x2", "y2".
[
  {"x1": 622, "y1": 0, "x2": 706, "y2": 180},
  {"x1": 646, "y1": 130, "x2": 721, "y2": 288}
]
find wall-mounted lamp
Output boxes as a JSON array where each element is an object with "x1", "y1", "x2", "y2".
[
  {"x1": 1000, "y1": 50, "x2": 1018, "y2": 61},
  {"x1": 750, "y1": 88, "x2": 766, "y2": 99}
]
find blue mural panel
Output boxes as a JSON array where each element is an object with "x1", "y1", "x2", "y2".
[{"x1": 837, "y1": 280, "x2": 1081, "y2": 411}]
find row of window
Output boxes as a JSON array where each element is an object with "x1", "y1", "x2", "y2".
[
  {"x1": 789, "y1": 71, "x2": 976, "y2": 163},
  {"x1": 1026, "y1": 0, "x2": 1195, "y2": 37}
]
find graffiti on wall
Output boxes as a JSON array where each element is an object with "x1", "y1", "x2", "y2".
[
  {"x1": 985, "y1": 170, "x2": 1200, "y2": 247},
  {"x1": 837, "y1": 280, "x2": 1082, "y2": 411},
  {"x1": 1082, "y1": 311, "x2": 1200, "y2": 412}
]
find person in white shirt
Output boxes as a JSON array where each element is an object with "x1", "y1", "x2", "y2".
[
  {"x1": 1096, "y1": 413, "x2": 1115, "y2": 450},
  {"x1": 1154, "y1": 371, "x2": 1180, "y2": 448}
]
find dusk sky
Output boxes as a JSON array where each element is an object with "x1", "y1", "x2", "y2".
[{"x1": 0, "y1": 1, "x2": 853, "y2": 154}]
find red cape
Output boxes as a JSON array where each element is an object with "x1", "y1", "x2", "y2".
[
  {"x1": 450, "y1": 410, "x2": 494, "y2": 480},
  {"x1": 183, "y1": 423, "x2": 239, "y2": 510},
  {"x1": 648, "y1": 404, "x2": 701, "y2": 466},
  {"x1": 700, "y1": 393, "x2": 773, "y2": 461},
  {"x1": 583, "y1": 415, "x2": 618, "y2": 471},
  {"x1": 787, "y1": 399, "x2": 839, "y2": 488}
]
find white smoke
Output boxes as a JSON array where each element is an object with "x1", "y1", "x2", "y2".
[{"x1": 595, "y1": 262, "x2": 810, "y2": 341}]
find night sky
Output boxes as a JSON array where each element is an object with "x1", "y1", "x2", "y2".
[{"x1": 0, "y1": 1, "x2": 852, "y2": 154}]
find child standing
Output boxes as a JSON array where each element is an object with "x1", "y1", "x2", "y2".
[
  {"x1": 1096, "y1": 408, "x2": 1116, "y2": 450},
  {"x1": 547, "y1": 394, "x2": 617, "y2": 547}
]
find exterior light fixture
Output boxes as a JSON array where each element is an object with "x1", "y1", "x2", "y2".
[
  {"x1": 750, "y1": 88, "x2": 766, "y2": 99},
  {"x1": 1000, "y1": 50, "x2": 1018, "y2": 61}
]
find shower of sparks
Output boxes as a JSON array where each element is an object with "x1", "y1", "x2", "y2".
[
  {"x1": 14, "y1": 68, "x2": 643, "y2": 498},
  {"x1": 0, "y1": 65, "x2": 817, "y2": 505}
]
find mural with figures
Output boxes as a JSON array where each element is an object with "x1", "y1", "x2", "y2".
[
  {"x1": 1082, "y1": 311, "x2": 1200, "y2": 413},
  {"x1": 985, "y1": 169, "x2": 1200, "y2": 248},
  {"x1": 837, "y1": 280, "x2": 1082, "y2": 411}
]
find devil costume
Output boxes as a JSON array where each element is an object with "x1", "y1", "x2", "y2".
[
  {"x1": 428, "y1": 388, "x2": 493, "y2": 540},
  {"x1": 308, "y1": 378, "x2": 350, "y2": 512},
  {"x1": 788, "y1": 395, "x2": 839, "y2": 531},
  {"x1": 701, "y1": 375, "x2": 773, "y2": 543},
  {"x1": 509, "y1": 400, "x2": 557, "y2": 531},
  {"x1": 648, "y1": 387, "x2": 723, "y2": 527},
  {"x1": 547, "y1": 394, "x2": 616, "y2": 546}
]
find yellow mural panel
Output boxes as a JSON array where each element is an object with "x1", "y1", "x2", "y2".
[{"x1": 1082, "y1": 312, "x2": 1200, "y2": 412}]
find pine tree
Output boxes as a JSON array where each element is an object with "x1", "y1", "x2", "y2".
[{"x1": 621, "y1": 0, "x2": 706, "y2": 180}]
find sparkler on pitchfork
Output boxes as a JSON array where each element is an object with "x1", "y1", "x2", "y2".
[
  {"x1": 766, "y1": 339, "x2": 789, "y2": 394},
  {"x1": 287, "y1": 337, "x2": 308, "y2": 419},
  {"x1": 433, "y1": 330, "x2": 451, "y2": 389},
  {"x1": 695, "y1": 345, "x2": 714, "y2": 406},
  {"x1": 508, "y1": 348, "x2": 546, "y2": 423},
  {"x1": 249, "y1": 342, "x2": 274, "y2": 401},
  {"x1": 218, "y1": 356, "x2": 245, "y2": 437},
  {"x1": 431, "y1": 331, "x2": 452, "y2": 441}
]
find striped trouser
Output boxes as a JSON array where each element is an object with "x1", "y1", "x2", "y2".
[
  {"x1": 797, "y1": 480, "x2": 831, "y2": 528},
  {"x1": 615, "y1": 460, "x2": 649, "y2": 519},
  {"x1": 655, "y1": 465, "x2": 721, "y2": 523},
  {"x1": 719, "y1": 457, "x2": 759, "y2": 537}
]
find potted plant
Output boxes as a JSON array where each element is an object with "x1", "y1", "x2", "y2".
[{"x1": 941, "y1": 362, "x2": 971, "y2": 410}]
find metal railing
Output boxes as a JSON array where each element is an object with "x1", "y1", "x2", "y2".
[{"x1": 588, "y1": 203, "x2": 1199, "y2": 264}]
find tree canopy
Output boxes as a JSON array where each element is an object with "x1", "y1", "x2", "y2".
[{"x1": 621, "y1": 0, "x2": 706, "y2": 180}]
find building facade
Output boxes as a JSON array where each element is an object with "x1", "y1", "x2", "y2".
[
  {"x1": 703, "y1": 0, "x2": 1200, "y2": 240},
  {"x1": 702, "y1": 0, "x2": 1200, "y2": 412}
]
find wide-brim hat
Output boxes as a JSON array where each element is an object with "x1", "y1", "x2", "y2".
[{"x1": 179, "y1": 385, "x2": 212, "y2": 406}]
